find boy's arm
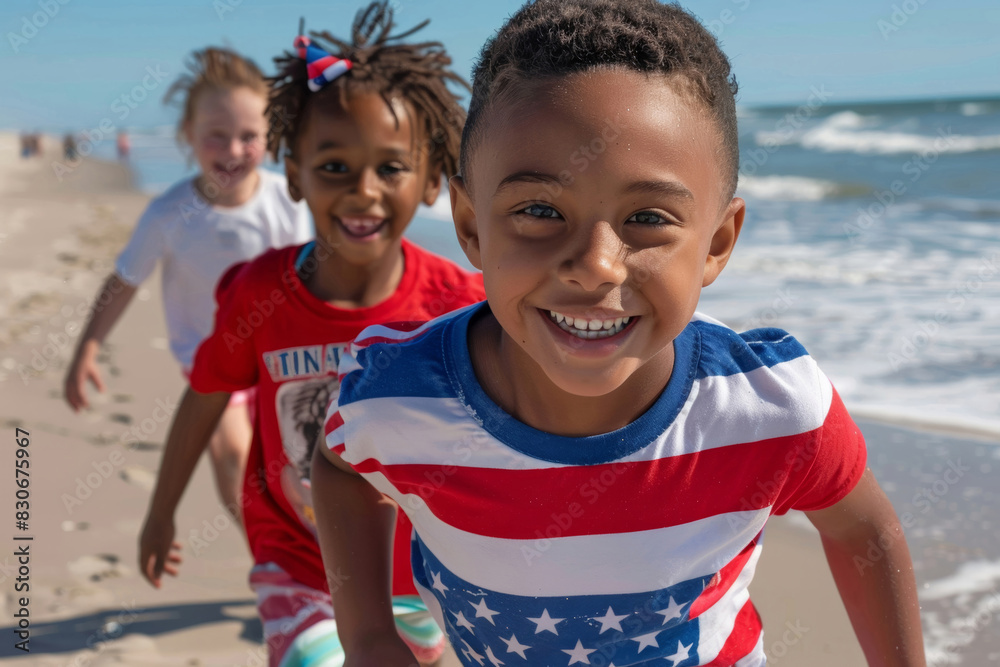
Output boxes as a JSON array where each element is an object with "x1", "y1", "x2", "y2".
[
  {"x1": 64, "y1": 273, "x2": 137, "y2": 411},
  {"x1": 805, "y1": 468, "x2": 926, "y2": 666},
  {"x1": 139, "y1": 386, "x2": 230, "y2": 588},
  {"x1": 310, "y1": 444, "x2": 418, "y2": 666}
]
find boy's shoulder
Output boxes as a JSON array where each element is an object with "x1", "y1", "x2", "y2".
[
  {"x1": 337, "y1": 302, "x2": 478, "y2": 406},
  {"x1": 688, "y1": 314, "x2": 831, "y2": 424},
  {"x1": 213, "y1": 244, "x2": 302, "y2": 303},
  {"x1": 690, "y1": 314, "x2": 813, "y2": 380}
]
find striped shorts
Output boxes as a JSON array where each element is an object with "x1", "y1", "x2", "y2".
[{"x1": 250, "y1": 563, "x2": 445, "y2": 667}]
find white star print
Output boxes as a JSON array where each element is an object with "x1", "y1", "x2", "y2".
[
  {"x1": 461, "y1": 639, "x2": 485, "y2": 666},
  {"x1": 471, "y1": 597, "x2": 500, "y2": 625},
  {"x1": 562, "y1": 639, "x2": 596, "y2": 665},
  {"x1": 430, "y1": 570, "x2": 449, "y2": 596},
  {"x1": 526, "y1": 608, "x2": 564, "y2": 635},
  {"x1": 591, "y1": 606, "x2": 629, "y2": 634},
  {"x1": 485, "y1": 645, "x2": 505, "y2": 666},
  {"x1": 656, "y1": 596, "x2": 685, "y2": 625},
  {"x1": 452, "y1": 609, "x2": 476, "y2": 634},
  {"x1": 665, "y1": 640, "x2": 693, "y2": 665},
  {"x1": 631, "y1": 630, "x2": 661, "y2": 652},
  {"x1": 500, "y1": 633, "x2": 531, "y2": 659}
]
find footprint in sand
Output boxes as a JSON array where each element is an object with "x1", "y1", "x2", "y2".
[
  {"x1": 109, "y1": 413, "x2": 132, "y2": 424},
  {"x1": 120, "y1": 465, "x2": 156, "y2": 490},
  {"x1": 130, "y1": 441, "x2": 162, "y2": 452},
  {"x1": 113, "y1": 394, "x2": 132, "y2": 403},
  {"x1": 68, "y1": 554, "x2": 127, "y2": 582}
]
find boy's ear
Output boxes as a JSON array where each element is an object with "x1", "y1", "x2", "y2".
[
  {"x1": 284, "y1": 155, "x2": 303, "y2": 202},
  {"x1": 422, "y1": 163, "x2": 444, "y2": 206},
  {"x1": 450, "y1": 175, "x2": 483, "y2": 270},
  {"x1": 703, "y1": 197, "x2": 745, "y2": 287}
]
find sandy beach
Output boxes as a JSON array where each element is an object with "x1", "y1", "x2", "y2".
[{"x1": 3, "y1": 130, "x2": 994, "y2": 665}]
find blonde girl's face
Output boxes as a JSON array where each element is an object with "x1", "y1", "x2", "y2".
[{"x1": 184, "y1": 86, "x2": 268, "y2": 195}]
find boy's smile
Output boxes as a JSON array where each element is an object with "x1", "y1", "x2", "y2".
[{"x1": 452, "y1": 68, "x2": 744, "y2": 435}]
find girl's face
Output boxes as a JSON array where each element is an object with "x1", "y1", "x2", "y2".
[
  {"x1": 284, "y1": 90, "x2": 442, "y2": 269},
  {"x1": 184, "y1": 86, "x2": 267, "y2": 197}
]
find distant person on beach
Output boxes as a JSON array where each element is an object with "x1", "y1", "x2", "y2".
[
  {"x1": 64, "y1": 47, "x2": 311, "y2": 526},
  {"x1": 63, "y1": 133, "x2": 78, "y2": 161},
  {"x1": 116, "y1": 130, "x2": 130, "y2": 161},
  {"x1": 137, "y1": 4, "x2": 480, "y2": 666},
  {"x1": 19, "y1": 132, "x2": 30, "y2": 158},
  {"x1": 311, "y1": 1, "x2": 928, "y2": 666}
]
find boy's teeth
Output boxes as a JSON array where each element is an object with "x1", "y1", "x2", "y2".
[
  {"x1": 547, "y1": 310, "x2": 632, "y2": 339},
  {"x1": 341, "y1": 217, "x2": 383, "y2": 234}
]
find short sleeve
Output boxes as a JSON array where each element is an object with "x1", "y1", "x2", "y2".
[
  {"x1": 115, "y1": 201, "x2": 167, "y2": 286},
  {"x1": 188, "y1": 261, "x2": 260, "y2": 393},
  {"x1": 772, "y1": 386, "x2": 868, "y2": 514}
]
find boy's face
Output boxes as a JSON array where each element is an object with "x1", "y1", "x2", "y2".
[
  {"x1": 285, "y1": 90, "x2": 442, "y2": 268},
  {"x1": 452, "y1": 69, "x2": 744, "y2": 400}
]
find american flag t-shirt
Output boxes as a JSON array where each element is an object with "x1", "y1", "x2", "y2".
[{"x1": 325, "y1": 303, "x2": 867, "y2": 666}]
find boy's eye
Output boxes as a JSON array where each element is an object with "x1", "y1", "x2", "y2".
[
  {"x1": 377, "y1": 163, "x2": 409, "y2": 177},
  {"x1": 241, "y1": 133, "x2": 260, "y2": 145},
  {"x1": 319, "y1": 162, "x2": 348, "y2": 174},
  {"x1": 627, "y1": 211, "x2": 667, "y2": 225},
  {"x1": 518, "y1": 203, "x2": 561, "y2": 219}
]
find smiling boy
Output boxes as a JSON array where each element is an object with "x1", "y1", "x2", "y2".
[{"x1": 312, "y1": 2, "x2": 926, "y2": 665}]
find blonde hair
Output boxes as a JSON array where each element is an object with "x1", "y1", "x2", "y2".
[{"x1": 164, "y1": 47, "x2": 269, "y2": 139}]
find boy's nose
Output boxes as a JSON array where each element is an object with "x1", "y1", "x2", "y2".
[
  {"x1": 559, "y1": 220, "x2": 628, "y2": 292},
  {"x1": 349, "y1": 168, "x2": 381, "y2": 203}
]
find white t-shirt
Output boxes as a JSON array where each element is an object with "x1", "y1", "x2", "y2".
[{"x1": 115, "y1": 169, "x2": 313, "y2": 370}]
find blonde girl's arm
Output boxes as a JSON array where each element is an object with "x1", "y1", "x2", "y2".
[
  {"x1": 310, "y1": 444, "x2": 418, "y2": 666},
  {"x1": 805, "y1": 468, "x2": 926, "y2": 666},
  {"x1": 63, "y1": 273, "x2": 137, "y2": 411}
]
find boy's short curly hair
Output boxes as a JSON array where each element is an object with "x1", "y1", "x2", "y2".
[
  {"x1": 461, "y1": 0, "x2": 740, "y2": 198},
  {"x1": 268, "y1": 1, "x2": 469, "y2": 179}
]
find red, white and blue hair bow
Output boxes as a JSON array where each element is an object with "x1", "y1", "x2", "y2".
[{"x1": 295, "y1": 34, "x2": 353, "y2": 92}]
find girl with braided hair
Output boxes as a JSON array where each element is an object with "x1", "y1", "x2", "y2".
[{"x1": 138, "y1": 3, "x2": 483, "y2": 665}]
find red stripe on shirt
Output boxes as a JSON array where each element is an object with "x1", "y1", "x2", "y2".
[
  {"x1": 689, "y1": 533, "x2": 760, "y2": 618},
  {"x1": 350, "y1": 429, "x2": 821, "y2": 539},
  {"x1": 704, "y1": 599, "x2": 763, "y2": 665}
]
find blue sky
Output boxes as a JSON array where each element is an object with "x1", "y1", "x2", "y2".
[{"x1": 2, "y1": 0, "x2": 998, "y2": 131}]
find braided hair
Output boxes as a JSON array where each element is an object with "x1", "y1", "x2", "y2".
[
  {"x1": 461, "y1": 0, "x2": 740, "y2": 198},
  {"x1": 268, "y1": 1, "x2": 468, "y2": 178}
]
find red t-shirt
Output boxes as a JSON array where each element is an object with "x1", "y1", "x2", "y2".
[{"x1": 190, "y1": 239, "x2": 485, "y2": 593}]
